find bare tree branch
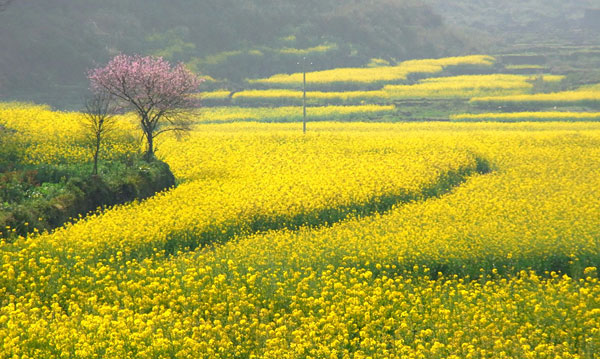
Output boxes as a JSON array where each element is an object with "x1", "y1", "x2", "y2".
[{"x1": 82, "y1": 92, "x2": 118, "y2": 176}]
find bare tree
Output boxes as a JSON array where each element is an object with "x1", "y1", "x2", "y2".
[{"x1": 82, "y1": 92, "x2": 118, "y2": 176}]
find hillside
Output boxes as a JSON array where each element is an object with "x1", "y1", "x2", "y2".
[
  {"x1": 425, "y1": 0, "x2": 600, "y2": 46},
  {"x1": 0, "y1": 0, "x2": 469, "y2": 109}
]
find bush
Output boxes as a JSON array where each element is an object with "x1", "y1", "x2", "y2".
[
  {"x1": 0, "y1": 128, "x2": 27, "y2": 172},
  {"x1": 0, "y1": 158, "x2": 176, "y2": 240}
]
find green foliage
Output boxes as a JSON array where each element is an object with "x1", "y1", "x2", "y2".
[
  {"x1": 147, "y1": 27, "x2": 196, "y2": 61},
  {"x1": 367, "y1": 58, "x2": 391, "y2": 67},
  {"x1": 0, "y1": 127, "x2": 26, "y2": 172},
  {"x1": 0, "y1": 158, "x2": 175, "y2": 240}
]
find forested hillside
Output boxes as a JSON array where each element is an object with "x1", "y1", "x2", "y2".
[
  {"x1": 0, "y1": 0, "x2": 468, "y2": 108},
  {"x1": 426, "y1": 0, "x2": 600, "y2": 46}
]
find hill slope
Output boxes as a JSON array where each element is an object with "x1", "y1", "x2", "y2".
[
  {"x1": 0, "y1": 0, "x2": 468, "y2": 109},
  {"x1": 425, "y1": 0, "x2": 600, "y2": 46}
]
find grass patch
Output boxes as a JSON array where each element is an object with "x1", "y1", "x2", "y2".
[{"x1": 0, "y1": 159, "x2": 175, "y2": 240}]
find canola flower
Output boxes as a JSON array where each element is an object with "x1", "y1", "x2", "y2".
[
  {"x1": 278, "y1": 43, "x2": 337, "y2": 55},
  {"x1": 577, "y1": 83, "x2": 600, "y2": 91},
  {"x1": 196, "y1": 90, "x2": 232, "y2": 106},
  {"x1": 219, "y1": 122, "x2": 600, "y2": 278},
  {"x1": 1, "y1": 256, "x2": 598, "y2": 358},
  {"x1": 384, "y1": 74, "x2": 564, "y2": 99},
  {"x1": 471, "y1": 90, "x2": 600, "y2": 108},
  {"x1": 1, "y1": 105, "x2": 600, "y2": 357},
  {"x1": 202, "y1": 71, "x2": 563, "y2": 108},
  {"x1": 505, "y1": 64, "x2": 548, "y2": 70},
  {"x1": 192, "y1": 105, "x2": 396, "y2": 123},
  {"x1": 229, "y1": 89, "x2": 390, "y2": 106},
  {"x1": 0, "y1": 122, "x2": 478, "y2": 261},
  {"x1": 417, "y1": 74, "x2": 564, "y2": 83},
  {"x1": 0, "y1": 104, "x2": 139, "y2": 165},
  {"x1": 451, "y1": 111, "x2": 600, "y2": 122},
  {"x1": 249, "y1": 55, "x2": 495, "y2": 88}
]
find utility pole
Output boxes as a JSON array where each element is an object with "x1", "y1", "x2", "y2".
[
  {"x1": 298, "y1": 57, "x2": 312, "y2": 134},
  {"x1": 303, "y1": 62, "x2": 307, "y2": 134}
]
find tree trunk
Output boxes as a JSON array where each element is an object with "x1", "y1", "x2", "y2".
[
  {"x1": 141, "y1": 114, "x2": 155, "y2": 162},
  {"x1": 93, "y1": 143, "x2": 99, "y2": 175},
  {"x1": 145, "y1": 131, "x2": 154, "y2": 161},
  {"x1": 92, "y1": 130, "x2": 101, "y2": 175}
]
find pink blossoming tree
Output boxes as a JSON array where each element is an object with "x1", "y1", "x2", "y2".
[{"x1": 88, "y1": 54, "x2": 202, "y2": 160}]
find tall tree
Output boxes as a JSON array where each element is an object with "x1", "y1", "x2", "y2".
[{"x1": 88, "y1": 54, "x2": 202, "y2": 161}]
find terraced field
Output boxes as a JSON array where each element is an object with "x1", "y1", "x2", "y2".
[
  {"x1": 248, "y1": 55, "x2": 496, "y2": 89},
  {"x1": 199, "y1": 53, "x2": 600, "y2": 123},
  {"x1": 2, "y1": 52, "x2": 600, "y2": 358}
]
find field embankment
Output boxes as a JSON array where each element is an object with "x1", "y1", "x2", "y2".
[{"x1": 0, "y1": 105, "x2": 176, "y2": 239}]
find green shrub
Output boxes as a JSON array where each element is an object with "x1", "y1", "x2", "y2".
[
  {"x1": 0, "y1": 128, "x2": 27, "y2": 172},
  {"x1": 0, "y1": 158, "x2": 176, "y2": 240}
]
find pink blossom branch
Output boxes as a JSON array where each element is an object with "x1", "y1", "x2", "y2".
[{"x1": 88, "y1": 54, "x2": 203, "y2": 160}]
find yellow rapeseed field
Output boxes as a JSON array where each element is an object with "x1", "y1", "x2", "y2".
[
  {"x1": 0, "y1": 103, "x2": 138, "y2": 165},
  {"x1": 229, "y1": 89, "x2": 390, "y2": 106},
  {"x1": 385, "y1": 74, "x2": 564, "y2": 99},
  {"x1": 278, "y1": 43, "x2": 337, "y2": 56},
  {"x1": 1, "y1": 104, "x2": 600, "y2": 358},
  {"x1": 470, "y1": 90, "x2": 600, "y2": 108},
  {"x1": 250, "y1": 55, "x2": 495, "y2": 88},
  {"x1": 197, "y1": 90, "x2": 231, "y2": 104},
  {"x1": 193, "y1": 105, "x2": 396, "y2": 123},
  {"x1": 451, "y1": 111, "x2": 600, "y2": 122}
]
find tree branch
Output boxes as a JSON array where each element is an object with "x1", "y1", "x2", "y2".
[{"x1": 88, "y1": 55, "x2": 202, "y2": 160}]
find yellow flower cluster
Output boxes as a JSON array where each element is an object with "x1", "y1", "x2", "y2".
[
  {"x1": 578, "y1": 83, "x2": 600, "y2": 91},
  {"x1": 0, "y1": 104, "x2": 139, "y2": 165},
  {"x1": 229, "y1": 89, "x2": 390, "y2": 106},
  {"x1": 419, "y1": 74, "x2": 563, "y2": 84},
  {"x1": 2, "y1": 258, "x2": 598, "y2": 359},
  {"x1": 385, "y1": 74, "x2": 564, "y2": 99},
  {"x1": 1, "y1": 122, "x2": 477, "y2": 256},
  {"x1": 451, "y1": 111, "x2": 600, "y2": 122},
  {"x1": 250, "y1": 55, "x2": 495, "y2": 87},
  {"x1": 505, "y1": 64, "x2": 547, "y2": 70},
  {"x1": 228, "y1": 122, "x2": 600, "y2": 277},
  {"x1": 471, "y1": 90, "x2": 600, "y2": 107},
  {"x1": 197, "y1": 90, "x2": 231, "y2": 101},
  {"x1": 2, "y1": 105, "x2": 600, "y2": 357},
  {"x1": 201, "y1": 71, "x2": 565, "y2": 107},
  {"x1": 279, "y1": 43, "x2": 337, "y2": 55},
  {"x1": 193, "y1": 105, "x2": 395, "y2": 123}
]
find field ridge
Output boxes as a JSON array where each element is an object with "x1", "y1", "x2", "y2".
[{"x1": 161, "y1": 156, "x2": 493, "y2": 257}]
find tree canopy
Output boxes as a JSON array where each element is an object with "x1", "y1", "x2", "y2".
[{"x1": 89, "y1": 55, "x2": 202, "y2": 160}]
